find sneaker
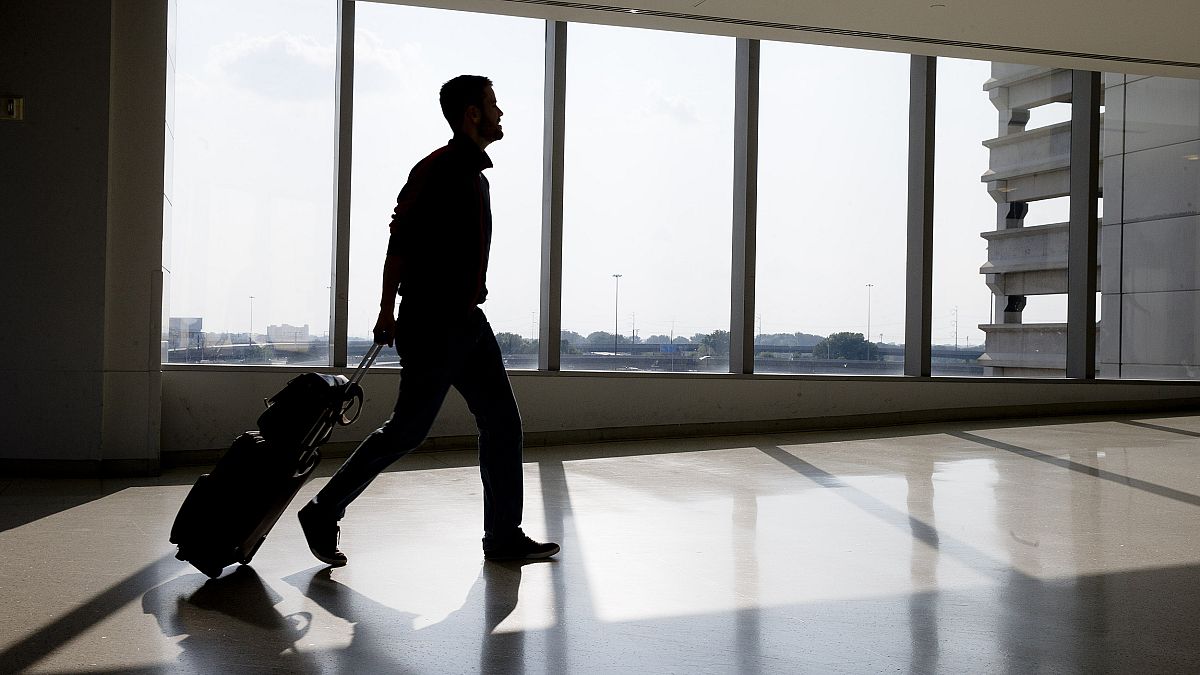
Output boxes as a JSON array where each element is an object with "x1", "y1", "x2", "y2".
[
  {"x1": 298, "y1": 502, "x2": 347, "y2": 567},
  {"x1": 483, "y1": 532, "x2": 560, "y2": 560}
]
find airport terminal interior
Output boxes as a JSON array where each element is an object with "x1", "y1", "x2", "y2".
[{"x1": 3, "y1": 0, "x2": 1200, "y2": 672}]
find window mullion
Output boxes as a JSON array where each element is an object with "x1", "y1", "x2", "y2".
[
  {"x1": 730, "y1": 38, "x2": 759, "y2": 374},
  {"x1": 329, "y1": 0, "x2": 355, "y2": 367},
  {"x1": 538, "y1": 20, "x2": 567, "y2": 371}
]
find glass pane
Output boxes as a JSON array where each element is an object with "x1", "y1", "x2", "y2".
[
  {"x1": 754, "y1": 42, "x2": 908, "y2": 375},
  {"x1": 933, "y1": 59, "x2": 1076, "y2": 377},
  {"x1": 168, "y1": 0, "x2": 335, "y2": 365},
  {"x1": 349, "y1": 4, "x2": 544, "y2": 368},
  {"x1": 1099, "y1": 73, "x2": 1200, "y2": 380},
  {"x1": 560, "y1": 24, "x2": 735, "y2": 373},
  {"x1": 930, "y1": 58, "x2": 992, "y2": 376}
]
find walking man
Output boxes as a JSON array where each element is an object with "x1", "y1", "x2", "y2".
[{"x1": 298, "y1": 75, "x2": 559, "y2": 565}]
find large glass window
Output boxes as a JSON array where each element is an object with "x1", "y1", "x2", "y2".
[
  {"x1": 168, "y1": 0, "x2": 335, "y2": 365},
  {"x1": 754, "y1": 42, "x2": 909, "y2": 375},
  {"x1": 559, "y1": 24, "x2": 735, "y2": 372},
  {"x1": 171, "y1": 3, "x2": 1189, "y2": 382},
  {"x1": 349, "y1": 4, "x2": 545, "y2": 368}
]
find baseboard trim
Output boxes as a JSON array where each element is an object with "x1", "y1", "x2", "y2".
[{"x1": 0, "y1": 458, "x2": 160, "y2": 478}]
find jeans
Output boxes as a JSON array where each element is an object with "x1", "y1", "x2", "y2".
[{"x1": 313, "y1": 306, "x2": 524, "y2": 538}]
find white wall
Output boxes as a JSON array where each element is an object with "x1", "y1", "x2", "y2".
[{"x1": 162, "y1": 367, "x2": 1200, "y2": 459}]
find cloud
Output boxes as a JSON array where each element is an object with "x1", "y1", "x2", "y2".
[
  {"x1": 207, "y1": 31, "x2": 335, "y2": 100},
  {"x1": 643, "y1": 80, "x2": 702, "y2": 125},
  {"x1": 352, "y1": 29, "x2": 431, "y2": 94}
]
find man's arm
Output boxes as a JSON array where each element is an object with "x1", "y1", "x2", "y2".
[{"x1": 372, "y1": 254, "x2": 404, "y2": 346}]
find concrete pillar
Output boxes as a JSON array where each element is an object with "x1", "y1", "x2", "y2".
[{"x1": 102, "y1": 0, "x2": 169, "y2": 472}]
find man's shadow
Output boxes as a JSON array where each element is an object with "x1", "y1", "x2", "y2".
[
  {"x1": 282, "y1": 560, "x2": 541, "y2": 674},
  {"x1": 142, "y1": 566, "x2": 318, "y2": 672}
]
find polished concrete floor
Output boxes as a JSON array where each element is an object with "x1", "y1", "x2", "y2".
[{"x1": 4, "y1": 413, "x2": 1200, "y2": 673}]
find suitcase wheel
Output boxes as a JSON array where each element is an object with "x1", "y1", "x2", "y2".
[
  {"x1": 187, "y1": 555, "x2": 226, "y2": 579},
  {"x1": 197, "y1": 562, "x2": 225, "y2": 579},
  {"x1": 199, "y1": 562, "x2": 225, "y2": 578}
]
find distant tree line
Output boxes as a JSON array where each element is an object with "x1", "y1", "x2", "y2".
[
  {"x1": 495, "y1": 330, "x2": 740, "y2": 356},
  {"x1": 810, "y1": 332, "x2": 883, "y2": 361},
  {"x1": 493, "y1": 329, "x2": 881, "y2": 360}
]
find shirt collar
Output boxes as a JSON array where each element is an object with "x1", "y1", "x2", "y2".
[{"x1": 449, "y1": 134, "x2": 493, "y2": 171}]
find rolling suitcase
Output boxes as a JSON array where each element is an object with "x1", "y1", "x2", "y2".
[{"x1": 170, "y1": 344, "x2": 383, "y2": 578}]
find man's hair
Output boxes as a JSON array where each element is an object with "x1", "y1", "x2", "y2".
[{"x1": 439, "y1": 75, "x2": 493, "y2": 132}]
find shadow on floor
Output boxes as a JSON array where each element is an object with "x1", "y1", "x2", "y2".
[
  {"x1": 19, "y1": 559, "x2": 1200, "y2": 673},
  {"x1": 0, "y1": 553, "x2": 186, "y2": 674},
  {"x1": 950, "y1": 430, "x2": 1200, "y2": 508}
]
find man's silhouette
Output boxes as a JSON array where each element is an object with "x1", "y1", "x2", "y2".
[{"x1": 298, "y1": 75, "x2": 559, "y2": 565}]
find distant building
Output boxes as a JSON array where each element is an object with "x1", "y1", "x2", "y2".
[
  {"x1": 267, "y1": 323, "x2": 310, "y2": 343},
  {"x1": 979, "y1": 65, "x2": 1200, "y2": 378},
  {"x1": 168, "y1": 317, "x2": 203, "y2": 350}
]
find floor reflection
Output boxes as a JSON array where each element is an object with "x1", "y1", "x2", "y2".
[
  {"x1": 281, "y1": 561, "x2": 540, "y2": 673},
  {"x1": 6, "y1": 415, "x2": 1200, "y2": 672},
  {"x1": 951, "y1": 430, "x2": 1200, "y2": 507},
  {"x1": 733, "y1": 491, "x2": 762, "y2": 674},
  {"x1": 126, "y1": 560, "x2": 1200, "y2": 673},
  {"x1": 906, "y1": 458, "x2": 939, "y2": 674}
]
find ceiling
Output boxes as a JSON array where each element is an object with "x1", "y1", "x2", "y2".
[{"x1": 389, "y1": 0, "x2": 1200, "y2": 78}]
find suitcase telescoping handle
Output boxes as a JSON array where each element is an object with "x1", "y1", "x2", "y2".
[
  {"x1": 294, "y1": 343, "x2": 386, "y2": 477},
  {"x1": 347, "y1": 342, "x2": 384, "y2": 389},
  {"x1": 314, "y1": 342, "x2": 383, "y2": 439},
  {"x1": 331, "y1": 342, "x2": 384, "y2": 428}
]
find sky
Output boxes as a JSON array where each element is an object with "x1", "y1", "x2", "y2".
[{"x1": 169, "y1": 0, "x2": 1079, "y2": 349}]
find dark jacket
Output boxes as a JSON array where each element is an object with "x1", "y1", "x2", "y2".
[{"x1": 386, "y1": 135, "x2": 493, "y2": 315}]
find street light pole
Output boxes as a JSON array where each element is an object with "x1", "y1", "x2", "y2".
[
  {"x1": 612, "y1": 274, "x2": 622, "y2": 356},
  {"x1": 954, "y1": 305, "x2": 959, "y2": 352},
  {"x1": 249, "y1": 295, "x2": 255, "y2": 345},
  {"x1": 865, "y1": 283, "x2": 874, "y2": 361}
]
